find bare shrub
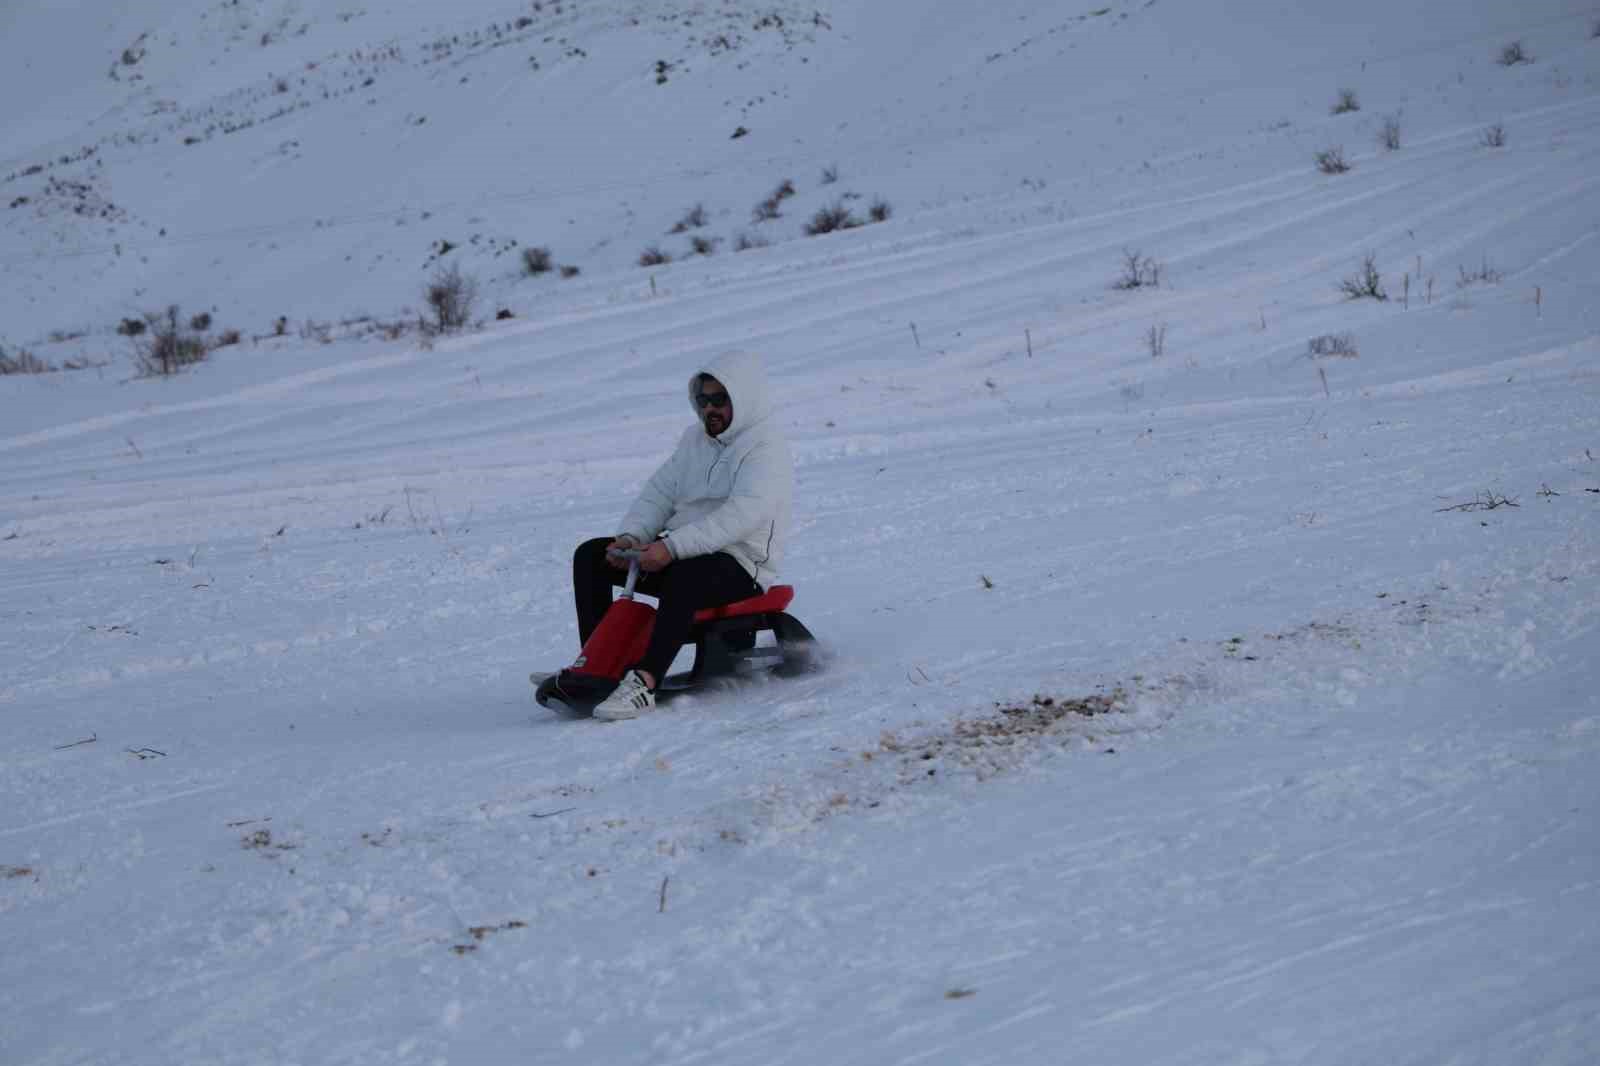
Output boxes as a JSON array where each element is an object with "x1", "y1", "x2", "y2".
[
  {"x1": 214, "y1": 328, "x2": 242, "y2": 347},
  {"x1": 1307, "y1": 332, "x2": 1358, "y2": 358},
  {"x1": 639, "y1": 245, "x2": 672, "y2": 267},
  {"x1": 1480, "y1": 123, "x2": 1507, "y2": 148},
  {"x1": 690, "y1": 234, "x2": 721, "y2": 256},
  {"x1": 0, "y1": 344, "x2": 56, "y2": 374},
  {"x1": 189, "y1": 311, "x2": 212, "y2": 332},
  {"x1": 733, "y1": 231, "x2": 770, "y2": 252},
  {"x1": 747, "y1": 182, "x2": 793, "y2": 224},
  {"x1": 1331, "y1": 88, "x2": 1360, "y2": 114},
  {"x1": 751, "y1": 196, "x2": 782, "y2": 223},
  {"x1": 1114, "y1": 249, "x2": 1162, "y2": 290},
  {"x1": 559, "y1": 264, "x2": 581, "y2": 278},
  {"x1": 1498, "y1": 40, "x2": 1531, "y2": 66},
  {"x1": 804, "y1": 201, "x2": 861, "y2": 236},
  {"x1": 1146, "y1": 322, "x2": 1167, "y2": 358},
  {"x1": 117, "y1": 317, "x2": 146, "y2": 337},
  {"x1": 670, "y1": 203, "x2": 708, "y2": 233},
  {"x1": 820, "y1": 164, "x2": 839, "y2": 185},
  {"x1": 423, "y1": 262, "x2": 478, "y2": 333},
  {"x1": 134, "y1": 306, "x2": 210, "y2": 376},
  {"x1": 1456, "y1": 257, "x2": 1502, "y2": 287},
  {"x1": 1315, "y1": 146, "x2": 1351, "y2": 174},
  {"x1": 522, "y1": 246, "x2": 553, "y2": 275},
  {"x1": 1338, "y1": 253, "x2": 1388, "y2": 301},
  {"x1": 1379, "y1": 112, "x2": 1402, "y2": 151},
  {"x1": 299, "y1": 319, "x2": 333, "y2": 344},
  {"x1": 868, "y1": 198, "x2": 892, "y2": 223}
]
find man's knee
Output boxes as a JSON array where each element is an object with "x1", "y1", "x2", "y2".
[{"x1": 575, "y1": 537, "x2": 611, "y2": 566}]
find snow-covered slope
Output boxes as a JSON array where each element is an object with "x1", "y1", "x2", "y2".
[{"x1": 3, "y1": 2, "x2": 1599, "y2": 1063}]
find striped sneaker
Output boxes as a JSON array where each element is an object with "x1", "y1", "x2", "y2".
[{"x1": 593, "y1": 670, "x2": 655, "y2": 721}]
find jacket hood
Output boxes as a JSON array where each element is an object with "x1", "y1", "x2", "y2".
[{"x1": 687, "y1": 349, "x2": 774, "y2": 443}]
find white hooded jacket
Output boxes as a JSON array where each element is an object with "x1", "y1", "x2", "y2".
[{"x1": 618, "y1": 350, "x2": 793, "y2": 587}]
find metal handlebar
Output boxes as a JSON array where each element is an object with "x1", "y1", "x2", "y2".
[{"x1": 607, "y1": 547, "x2": 643, "y2": 598}]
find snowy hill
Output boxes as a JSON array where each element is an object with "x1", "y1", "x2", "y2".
[{"x1": 3, "y1": 2, "x2": 1599, "y2": 1063}]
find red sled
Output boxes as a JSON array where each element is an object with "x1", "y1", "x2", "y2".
[{"x1": 533, "y1": 559, "x2": 818, "y2": 716}]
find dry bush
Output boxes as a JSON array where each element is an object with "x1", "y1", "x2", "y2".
[
  {"x1": 819, "y1": 164, "x2": 839, "y2": 185},
  {"x1": 750, "y1": 180, "x2": 796, "y2": 224},
  {"x1": 1115, "y1": 248, "x2": 1162, "y2": 290},
  {"x1": 189, "y1": 311, "x2": 212, "y2": 332},
  {"x1": 1498, "y1": 40, "x2": 1531, "y2": 65},
  {"x1": 639, "y1": 245, "x2": 672, "y2": 267},
  {"x1": 670, "y1": 203, "x2": 708, "y2": 233},
  {"x1": 1315, "y1": 146, "x2": 1351, "y2": 174},
  {"x1": 299, "y1": 319, "x2": 333, "y2": 344},
  {"x1": 804, "y1": 201, "x2": 861, "y2": 236},
  {"x1": 522, "y1": 246, "x2": 553, "y2": 275},
  {"x1": 1307, "y1": 332, "x2": 1358, "y2": 357},
  {"x1": 423, "y1": 262, "x2": 478, "y2": 333},
  {"x1": 868, "y1": 198, "x2": 892, "y2": 223},
  {"x1": 134, "y1": 306, "x2": 210, "y2": 376},
  {"x1": 1456, "y1": 257, "x2": 1502, "y2": 287},
  {"x1": 0, "y1": 344, "x2": 56, "y2": 374},
  {"x1": 1480, "y1": 123, "x2": 1507, "y2": 148},
  {"x1": 1379, "y1": 112, "x2": 1402, "y2": 150},
  {"x1": 1331, "y1": 88, "x2": 1361, "y2": 114},
  {"x1": 375, "y1": 318, "x2": 412, "y2": 340},
  {"x1": 1338, "y1": 253, "x2": 1388, "y2": 301},
  {"x1": 689, "y1": 235, "x2": 721, "y2": 256},
  {"x1": 117, "y1": 317, "x2": 146, "y2": 337},
  {"x1": 1146, "y1": 321, "x2": 1167, "y2": 358},
  {"x1": 733, "y1": 231, "x2": 770, "y2": 252},
  {"x1": 560, "y1": 264, "x2": 581, "y2": 278}
]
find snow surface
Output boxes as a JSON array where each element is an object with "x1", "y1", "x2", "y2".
[{"x1": 3, "y1": 1, "x2": 1599, "y2": 1063}]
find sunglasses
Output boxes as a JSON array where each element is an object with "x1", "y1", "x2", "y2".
[{"x1": 694, "y1": 390, "x2": 731, "y2": 410}]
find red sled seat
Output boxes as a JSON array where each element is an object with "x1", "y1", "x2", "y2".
[{"x1": 692, "y1": 585, "x2": 794, "y2": 623}]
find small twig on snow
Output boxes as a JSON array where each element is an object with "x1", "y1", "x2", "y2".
[
  {"x1": 1435, "y1": 491, "x2": 1520, "y2": 513},
  {"x1": 53, "y1": 733, "x2": 98, "y2": 750},
  {"x1": 659, "y1": 875, "x2": 670, "y2": 913},
  {"x1": 531, "y1": 807, "x2": 576, "y2": 819}
]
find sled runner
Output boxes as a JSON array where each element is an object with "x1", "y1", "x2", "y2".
[{"x1": 532, "y1": 552, "x2": 818, "y2": 717}]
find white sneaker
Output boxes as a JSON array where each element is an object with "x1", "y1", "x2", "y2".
[{"x1": 593, "y1": 670, "x2": 655, "y2": 721}]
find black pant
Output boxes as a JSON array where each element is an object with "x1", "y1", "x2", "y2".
[{"x1": 572, "y1": 537, "x2": 760, "y2": 685}]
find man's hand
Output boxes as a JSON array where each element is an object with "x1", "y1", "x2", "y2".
[
  {"x1": 638, "y1": 540, "x2": 673, "y2": 573},
  {"x1": 605, "y1": 535, "x2": 640, "y2": 570}
]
